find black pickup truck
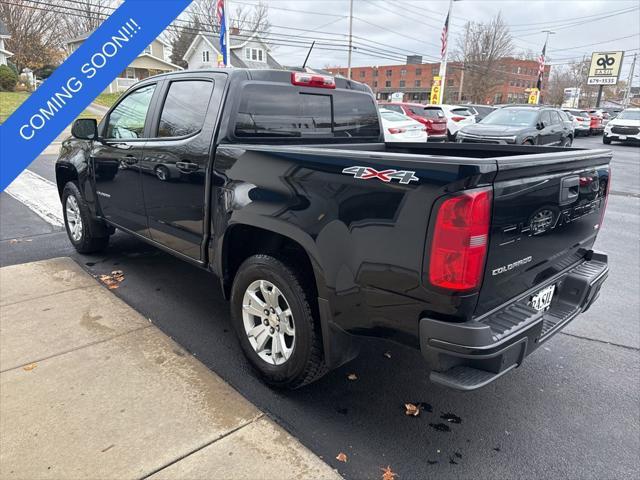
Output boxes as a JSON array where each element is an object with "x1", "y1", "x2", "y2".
[{"x1": 56, "y1": 69, "x2": 610, "y2": 391}]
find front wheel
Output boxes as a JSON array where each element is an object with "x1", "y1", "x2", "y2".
[
  {"x1": 62, "y1": 182, "x2": 110, "y2": 253},
  {"x1": 230, "y1": 254, "x2": 327, "y2": 389},
  {"x1": 603, "y1": 135, "x2": 612, "y2": 144},
  {"x1": 561, "y1": 136, "x2": 573, "y2": 147}
]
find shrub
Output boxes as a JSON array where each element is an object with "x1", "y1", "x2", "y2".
[{"x1": 0, "y1": 65, "x2": 18, "y2": 92}]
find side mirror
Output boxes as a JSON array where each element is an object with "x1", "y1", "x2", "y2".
[
  {"x1": 536, "y1": 122, "x2": 545, "y2": 130},
  {"x1": 71, "y1": 118, "x2": 98, "y2": 140}
]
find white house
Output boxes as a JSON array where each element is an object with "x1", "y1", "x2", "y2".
[
  {"x1": 0, "y1": 20, "x2": 13, "y2": 66},
  {"x1": 183, "y1": 29, "x2": 281, "y2": 70},
  {"x1": 64, "y1": 33, "x2": 182, "y2": 92}
]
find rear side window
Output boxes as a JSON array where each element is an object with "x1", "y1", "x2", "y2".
[
  {"x1": 234, "y1": 84, "x2": 380, "y2": 141},
  {"x1": 158, "y1": 80, "x2": 213, "y2": 137},
  {"x1": 408, "y1": 106, "x2": 427, "y2": 117}
]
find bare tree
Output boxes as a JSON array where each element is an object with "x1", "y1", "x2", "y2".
[
  {"x1": 546, "y1": 66, "x2": 574, "y2": 106},
  {"x1": 0, "y1": 0, "x2": 66, "y2": 71},
  {"x1": 187, "y1": 0, "x2": 270, "y2": 37},
  {"x1": 454, "y1": 13, "x2": 514, "y2": 103},
  {"x1": 61, "y1": 0, "x2": 114, "y2": 38}
]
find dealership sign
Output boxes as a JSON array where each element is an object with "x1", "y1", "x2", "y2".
[{"x1": 587, "y1": 51, "x2": 624, "y2": 85}]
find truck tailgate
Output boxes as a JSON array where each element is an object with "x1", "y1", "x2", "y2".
[{"x1": 476, "y1": 149, "x2": 612, "y2": 316}]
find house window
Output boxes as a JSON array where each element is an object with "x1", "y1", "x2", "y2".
[
  {"x1": 386, "y1": 69, "x2": 392, "y2": 77},
  {"x1": 399, "y1": 80, "x2": 405, "y2": 88},
  {"x1": 245, "y1": 48, "x2": 251, "y2": 60},
  {"x1": 432, "y1": 66, "x2": 439, "y2": 75},
  {"x1": 360, "y1": 71, "x2": 366, "y2": 78},
  {"x1": 144, "y1": 45, "x2": 152, "y2": 55},
  {"x1": 415, "y1": 68, "x2": 422, "y2": 75},
  {"x1": 373, "y1": 81, "x2": 378, "y2": 87},
  {"x1": 125, "y1": 68, "x2": 136, "y2": 79},
  {"x1": 400, "y1": 69, "x2": 407, "y2": 77},
  {"x1": 385, "y1": 80, "x2": 391, "y2": 87},
  {"x1": 415, "y1": 80, "x2": 421, "y2": 87},
  {"x1": 245, "y1": 47, "x2": 265, "y2": 62},
  {"x1": 447, "y1": 79, "x2": 454, "y2": 86},
  {"x1": 373, "y1": 70, "x2": 378, "y2": 77},
  {"x1": 202, "y1": 50, "x2": 210, "y2": 62}
]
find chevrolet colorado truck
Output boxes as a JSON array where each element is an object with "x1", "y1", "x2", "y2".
[{"x1": 56, "y1": 69, "x2": 610, "y2": 391}]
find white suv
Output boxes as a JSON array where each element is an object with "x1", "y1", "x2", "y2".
[
  {"x1": 424, "y1": 104, "x2": 476, "y2": 140},
  {"x1": 603, "y1": 108, "x2": 640, "y2": 144}
]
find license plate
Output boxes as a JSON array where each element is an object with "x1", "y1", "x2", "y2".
[
  {"x1": 531, "y1": 285, "x2": 555, "y2": 311},
  {"x1": 619, "y1": 135, "x2": 627, "y2": 140},
  {"x1": 407, "y1": 129, "x2": 420, "y2": 137}
]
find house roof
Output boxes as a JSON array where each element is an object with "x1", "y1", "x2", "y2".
[
  {"x1": 0, "y1": 19, "x2": 10, "y2": 37},
  {"x1": 136, "y1": 53, "x2": 183, "y2": 70},
  {"x1": 183, "y1": 32, "x2": 281, "y2": 69}
]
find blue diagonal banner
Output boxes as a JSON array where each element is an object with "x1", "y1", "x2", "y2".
[{"x1": 0, "y1": 0, "x2": 192, "y2": 191}]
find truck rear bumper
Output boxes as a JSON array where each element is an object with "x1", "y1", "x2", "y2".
[{"x1": 419, "y1": 252, "x2": 608, "y2": 391}]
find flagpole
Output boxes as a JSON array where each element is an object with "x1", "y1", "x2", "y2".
[
  {"x1": 225, "y1": 0, "x2": 231, "y2": 67},
  {"x1": 438, "y1": 0, "x2": 454, "y2": 104},
  {"x1": 536, "y1": 30, "x2": 554, "y2": 104}
]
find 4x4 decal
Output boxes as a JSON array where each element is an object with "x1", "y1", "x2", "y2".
[{"x1": 342, "y1": 166, "x2": 419, "y2": 184}]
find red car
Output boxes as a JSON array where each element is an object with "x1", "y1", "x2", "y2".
[
  {"x1": 379, "y1": 102, "x2": 448, "y2": 141},
  {"x1": 587, "y1": 111, "x2": 604, "y2": 135}
]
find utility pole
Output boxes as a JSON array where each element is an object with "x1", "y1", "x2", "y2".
[
  {"x1": 347, "y1": 0, "x2": 354, "y2": 79},
  {"x1": 458, "y1": 25, "x2": 469, "y2": 102},
  {"x1": 224, "y1": 0, "x2": 231, "y2": 67},
  {"x1": 623, "y1": 53, "x2": 637, "y2": 108}
]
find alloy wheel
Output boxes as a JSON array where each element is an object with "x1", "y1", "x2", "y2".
[
  {"x1": 241, "y1": 279, "x2": 295, "y2": 365},
  {"x1": 65, "y1": 195, "x2": 83, "y2": 242}
]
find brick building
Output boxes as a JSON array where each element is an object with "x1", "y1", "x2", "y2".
[{"x1": 327, "y1": 56, "x2": 551, "y2": 105}]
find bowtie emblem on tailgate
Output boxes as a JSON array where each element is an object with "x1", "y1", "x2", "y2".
[{"x1": 342, "y1": 166, "x2": 419, "y2": 184}]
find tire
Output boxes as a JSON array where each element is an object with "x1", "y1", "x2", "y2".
[
  {"x1": 230, "y1": 254, "x2": 327, "y2": 389},
  {"x1": 603, "y1": 135, "x2": 612, "y2": 144},
  {"x1": 561, "y1": 137, "x2": 572, "y2": 147},
  {"x1": 523, "y1": 139, "x2": 535, "y2": 146},
  {"x1": 155, "y1": 165, "x2": 170, "y2": 181},
  {"x1": 62, "y1": 182, "x2": 110, "y2": 254},
  {"x1": 447, "y1": 130, "x2": 456, "y2": 142}
]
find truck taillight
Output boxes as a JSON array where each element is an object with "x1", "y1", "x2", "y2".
[
  {"x1": 429, "y1": 187, "x2": 492, "y2": 291},
  {"x1": 291, "y1": 72, "x2": 336, "y2": 89}
]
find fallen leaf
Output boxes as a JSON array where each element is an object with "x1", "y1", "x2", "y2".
[
  {"x1": 383, "y1": 351, "x2": 392, "y2": 359},
  {"x1": 9, "y1": 239, "x2": 18, "y2": 244},
  {"x1": 347, "y1": 373, "x2": 358, "y2": 381},
  {"x1": 23, "y1": 363, "x2": 37, "y2": 371},
  {"x1": 99, "y1": 270, "x2": 125, "y2": 289},
  {"x1": 404, "y1": 403, "x2": 420, "y2": 417},
  {"x1": 336, "y1": 452, "x2": 348, "y2": 463},
  {"x1": 381, "y1": 465, "x2": 398, "y2": 480}
]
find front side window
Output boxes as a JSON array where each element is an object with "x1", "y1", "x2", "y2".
[
  {"x1": 157, "y1": 80, "x2": 213, "y2": 138},
  {"x1": 106, "y1": 84, "x2": 156, "y2": 139},
  {"x1": 540, "y1": 110, "x2": 552, "y2": 126}
]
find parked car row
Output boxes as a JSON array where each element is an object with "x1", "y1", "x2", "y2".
[{"x1": 376, "y1": 100, "x2": 638, "y2": 147}]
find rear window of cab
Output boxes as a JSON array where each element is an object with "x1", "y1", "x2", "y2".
[{"x1": 234, "y1": 84, "x2": 380, "y2": 142}]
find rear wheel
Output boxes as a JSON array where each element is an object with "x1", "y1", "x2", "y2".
[
  {"x1": 62, "y1": 182, "x2": 110, "y2": 253},
  {"x1": 603, "y1": 135, "x2": 612, "y2": 144},
  {"x1": 230, "y1": 254, "x2": 327, "y2": 389}
]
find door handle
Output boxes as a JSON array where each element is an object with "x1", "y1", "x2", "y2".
[
  {"x1": 123, "y1": 155, "x2": 138, "y2": 165},
  {"x1": 559, "y1": 175, "x2": 579, "y2": 205},
  {"x1": 176, "y1": 161, "x2": 199, "y2": 173}
]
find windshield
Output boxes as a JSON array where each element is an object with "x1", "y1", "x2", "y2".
[
  {"x1": 481, "y1": 108, "x2": 538, "y2": 126},
  {"x1": 381, "y1": 111, "x2": 409, "y2": 122},
  {"x1": 423, "y1": 108, "x2": 445, "y2": 119},
  {"x1": 617, "y1": 110, "x2": 640, "y2": 120}
]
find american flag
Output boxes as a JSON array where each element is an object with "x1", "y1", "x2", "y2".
[
  {"x1": 440, "y1": 12, "x2": 450, "y2": 59},
  {"x1": 536, "y1": 40, "x2": 547, "y2": 90},
  {"x1": 216, "y1": 0, "x2": 228, "y2": 66}
]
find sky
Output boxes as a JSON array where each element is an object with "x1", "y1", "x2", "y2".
[{"x1": 229, "y1": 0, "x2": 640, "y2": 85}]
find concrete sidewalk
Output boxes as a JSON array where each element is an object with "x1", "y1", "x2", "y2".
[{"x1": 0, "y1": 257, "x2": 341, "y2": 480}]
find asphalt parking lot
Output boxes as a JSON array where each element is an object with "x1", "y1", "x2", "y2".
[{"x1": 1, "y1": 135, "x2": 638, "y2": 479}]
